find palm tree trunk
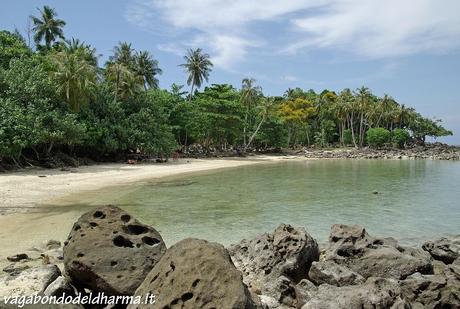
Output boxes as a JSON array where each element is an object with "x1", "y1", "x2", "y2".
[
  {"x1": 188, "y1": 77, "x2": 195, "y2": 102},
  {"x1": 244, "y1": 115, "x2": 266, "y2": 152},
  {"x1": 350, "y1": 113, "x2": 357, "y2": 148}
]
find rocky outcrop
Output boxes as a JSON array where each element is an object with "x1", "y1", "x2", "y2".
[
  {"x1": 129, "y1": 238, "x2": 260, "y2": 309},
  {"x1": 324, "y1": 224, "x2": 433, "y2": 280},
  {"x1": 422, "y1": 235, "x2": 460, "y2": 264},
  {"x1": 63, "y1": 205, "x2": 166, "y2": 296},
  {"x1": 0, "y1": 265, "x2": 61, "y2": 298},
  {"x1": 300, "y1": 277, "x2": 408, "y2": 309},
  {"x1": 1, "y1": 219, "x2": 459, "y2": 309},
  {"x1": 302, "y1": 143, "x2": 460, "y2": 160},
  {"x1": 229, "y1": 224, "x2": 319, "y2": 308},
  {"x1": 308, "y1": 261, "x2": 364, "y2": 287}
]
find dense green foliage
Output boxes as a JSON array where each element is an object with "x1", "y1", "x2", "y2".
[
  {"x1": 366, "y1": 128, "x2": 391, "y2": 148},
  {"x1": 0, "y1": 7, "x2": 454, "y2": 168},
  {"x1": 392, "y1": 129, "x2": 410, "y2": 149}
]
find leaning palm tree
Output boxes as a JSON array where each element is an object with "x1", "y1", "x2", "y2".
[
  {"x1": 245, "y1": 97, "x2": 275, "y2": 152},
  {"x1": 135, "y1": 50, "x2": 162, "y2": 90},
  {"x1": 179, "y1": 48, "x2": 213, "y2": 101},
  {"x1": 241, "y1": 78, "x2": 262, "y2": 147},
  {"x1": 30, "y1": 6, "x2": 66, "y2": 50}
]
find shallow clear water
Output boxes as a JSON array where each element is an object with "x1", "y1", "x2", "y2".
[{"x1": 59, "y1": 159, "x2": 460, "y2": 247}]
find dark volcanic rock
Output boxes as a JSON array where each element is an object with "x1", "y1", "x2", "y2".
[
  {"x1": 301, "y1": 277, "x2": 408, "y2": 309},
  {"x1": 63, "y1": 205, "x2": 166, "y2": 296},
  {"x1": 129, "y1": 238, "x2": 259, "y2": 309},
  {"x1": 7, "y1": 253, "x2": 29, "y2": 262},
  {"x1": 229, "y1": 224, "x2": 319, "y2": 308},
  {"x1": 422, "y1": 235, "x2": 460, "y2": 264}
]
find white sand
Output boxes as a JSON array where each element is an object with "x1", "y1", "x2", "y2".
[{"x1": 0, "y1": 155, "x2": 300, "y2": 262}]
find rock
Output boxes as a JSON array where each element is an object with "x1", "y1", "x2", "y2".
[
  {"x1": 42, "y1": 275, "x2": 77, "y2": 297},
  {"x1": 45, "y1": 240, "x2": 62, "y2": 250},
  {"x1": 346, "y1": 246, "x2": 433, "y2": 280},
  {"x1": 325, "y1": 224, "x2": 433, "y2": 280},
  {"x1": 400, "y1": 272, "x2": 447, "y2": 307},
  {"x1": 7, "y1": 253, "x2": 28, "y2": 262},
  {"x1": 308, "y1": 261, "x2": 365, "y2": 287},
  {"x1": 129, "y1": 238, "x2": 259, "y2": 309},
  {"x1": 63, "y1": 205, "x2": 166, "y2": 296},
  {"x1": 422, "y1": 235, "x2": 460, "y2": 264},
  {"x1": 2, "y1": 263, "x2": 30, "y2": 275},
  {"x1": 229, "y1": 224, "x2": 319, "y2": 309},
  {"x1": 0, "y1": 265, "x2": 60, "y2": 298},
  {"x1": 301, "y1": 277, "x2": 408, "y2": 309}
]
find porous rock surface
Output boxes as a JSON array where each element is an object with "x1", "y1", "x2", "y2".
[
  {"x1": 422, "y1": 235, "x2": 460, "y2": 264},
  {"x1": 129, "y1": 238, "x2": 260, "y2": 309},
  {"x1": 229, "y1": 224, "x2": 319, "y2": 308},
  {"x1": 63, "y1": 205, "x2": 166, "y2": 295},
  {"x1": 324, "y1": 224, "x2": 433, "y2": 280}
]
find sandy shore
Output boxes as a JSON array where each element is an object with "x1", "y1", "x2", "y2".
[
  {"x1": 0, "y1": 155, "x2": 299, "y2": 263},
  {"x1": 0, "y1": 156, "x2": 298, "y2": 212}
]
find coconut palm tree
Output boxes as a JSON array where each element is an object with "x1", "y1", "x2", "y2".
[
  {"x1": 245, "y1": 97, "x2": 275, "y2": 151},
  {"x1": 30, "y1": 6, "x2": 66, "y2": 50},
  {"x1": 50, "y1": 48, "x2": 98, "y2": 112},
  {"x1": 110, "y1": 42, "x2": 135, "y2": 68},
  {"x1": 135, "y1": 50, "x2": 162, "y2": 90},
  {"x1": 179, "y1": 48, "x2": 213, "y2": 101},
  {"x1": 241, "y1": 78, "x2": 262, "y2": 147}
]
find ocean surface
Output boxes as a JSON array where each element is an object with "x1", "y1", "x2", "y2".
[{"x1": 55, "y1": 159, "x2": 460, "y2": 246}]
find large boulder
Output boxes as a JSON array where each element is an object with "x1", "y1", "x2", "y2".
[
  {"x1": 300, "y1": 277, "x2": 408, "y2": 309},
  {"x1": 422, "y1": 235, "x2": 460, "y2": 264},
  {"x1": 229, "y1": 224, "x2": 319, "y2": 308},
  {"x1": 0, "y1": 265, "x2": 61, "y2": 298},
  {"x1": 129, "y1": 238, "x2": 259, "y2": 309},
  {"x1": 308, "y1": 261, "x2": 364, "y2": 287},
  {"x1": 63, "y1": 205, "x2": 166, "y2": 296},
  {"x1": 324, "y1": 224, "x2": 433, "y2": 280}
]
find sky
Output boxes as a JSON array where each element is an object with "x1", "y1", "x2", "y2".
[{"x1": 1, "y1": 0, "x2": 460, "y2": 144}]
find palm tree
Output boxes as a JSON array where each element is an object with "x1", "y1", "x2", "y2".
[
  {"x1": 241, "y1": 78, "x2": 262, "y2": 147},
  {"x1": 50, "y1": 49, "x2": 98, "y2": 112},
  {"x1": 355, "y1": 86, "x2": 371, "y2": 147},
  {"x1": 179, "y1": 48, "x2": 213, "y2": 101},
  {"x1": 135, "y1": 50, "x2": 162, "y2": 90},
  {"x1": 105, "y1": 62, "x2": 138, "y2": 102},
  {"x1": 245, "y1": 97, "x2": 275, "y2": 152},
  {"x1": 30, "y1": 6, "x2": 66, "y2": 50},
  {"x1": 105, "y1": 42, "x2": 142, "y2": 101}
]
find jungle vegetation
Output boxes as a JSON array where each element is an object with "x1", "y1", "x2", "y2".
[{"x1": 0, "y1": 6, "x2": 452, "y2": 168}]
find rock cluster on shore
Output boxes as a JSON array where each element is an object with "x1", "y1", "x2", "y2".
[
  {"x1": 1, "y1": 206, "x2": 459, "y2": 308},
  {"x1": 301, "y1": 143, "x2": 460, "y2": 160}
]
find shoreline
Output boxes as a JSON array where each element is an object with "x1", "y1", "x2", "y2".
[
  {"x1": 0, "y1": 155, "x2": 300, "y2": 263},
  {"x1": 0, "y1": 155, "x2": 300, "y2": 214}
]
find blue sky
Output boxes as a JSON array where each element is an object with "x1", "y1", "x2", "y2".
[{"x1": 1, "y1": 0, "x2": 460, "y2": 144}]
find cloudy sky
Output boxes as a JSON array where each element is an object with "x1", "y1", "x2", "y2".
[{"x1": 2, "y1": 0, "x2": 460, "y2": 143}]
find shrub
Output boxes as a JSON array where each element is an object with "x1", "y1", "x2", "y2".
[
  {"x1": 366, "y1": 128, "x2": 390, "y2": 148},
  {"x1": 392, "y1": 128, "x2": 410, "y2": 149},
  {"x1": 343, "y1": 129, "x2": 353, "y2": 145}
]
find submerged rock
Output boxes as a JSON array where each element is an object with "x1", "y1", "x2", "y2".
[
  {"x1": 129, "y1": 238, "x2": 260, "y2": 309},
  {"x1": 63, "y1": 205, "x2": 166, "y2": 296}
]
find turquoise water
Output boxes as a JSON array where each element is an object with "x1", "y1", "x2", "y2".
[{"x1": 80, "y1": 159, "x2": 459, "y2": 246}]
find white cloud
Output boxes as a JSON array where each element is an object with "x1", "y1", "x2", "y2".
[
  {"x1": 126, "y1": 0, "x2": 460, "y2": 70},
  {"x1": 287, "y1": 0, "x2": 460, "y2": 58}
]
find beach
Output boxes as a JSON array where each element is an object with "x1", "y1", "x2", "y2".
[{"x1": 0, "y1": 156, "x2": 299, "y2": 263}]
